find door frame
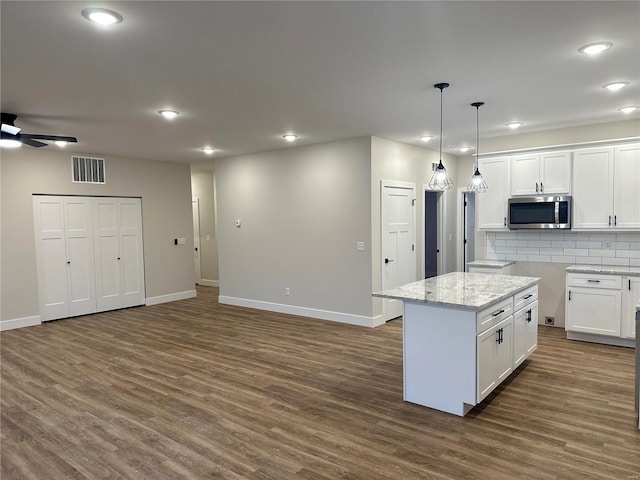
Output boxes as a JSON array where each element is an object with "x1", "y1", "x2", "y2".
[
  {"x1": 456, "y1": 188, "x2": 476, "y2": 272},
  {"x1": 421, "y1": 185, "x2": 445, "y2": 278},
  {"x1": 192, "y1": 197, "x2": 202, "y2": 285},
  {"x1": 381, "y1": 180, "x2": 417, "y2": 321}
]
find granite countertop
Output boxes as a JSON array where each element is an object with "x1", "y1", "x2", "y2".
[
  {"x1": 467, "y1": 260, "x2": 515, "y2": 268},
  {"x1": 566, "y1": 265, "x2": 640, "y2": 276},
  {"x1": 373, "y1": 272, "x2": 540, "y2": 311}
]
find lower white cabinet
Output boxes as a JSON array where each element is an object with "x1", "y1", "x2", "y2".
[
  {"x1": 565, "y1": 271, "x2": 639, "y2": 346},
  {"x1": 33, "y1": 195, "x2": 145, "y2": 322},
  {"x1": 477, "y1": 316, "x2": 513, "y2": 402},
  {"x1": 513, "y1": 285, "x2": 538, "y2": 368},
  {"x1": 622, "y1": 276, "x2": 640, "y2": 339}
]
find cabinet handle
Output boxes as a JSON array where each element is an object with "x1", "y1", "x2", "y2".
[
  {"x1": 496, "y1": 329, "x2": 501, "y2": 344},
  {"x1": 524, "y1": 294, "x2": 533, "y2": 300},
  {"x1": 540, "y1": 182, "x2": 544, "y2": 193},
  {"x1": 500, "y1": 328, "x2": 504, "y2": 344},
  {"x1": 608, "y1": 215, "x2": 612, "y2": 226},
  {"x1": 492, "y1": 309, "x2": 505, "y2": 317},
  {"x1": 526, "y1": 309, "x2": 532, "y2": 323},
  {"x1": 535, "y1": 182, "x2": 539, "y2": 193},
  {"x1": 629, "y1": 279, "x2": 631, "y2": 290},
  {"x1": 117, "y1": 257, "x2": 121, "y2": 260},
  {"x1": 67, "y1": 261, "x2": 71, "y2": 265},
  {"x1": 614, "y1": 215, "x2": 617, "y2": 226},
  {"x1": 587, "y1": 279, "x2": 600, "y2": 283},
  {"x1": 504, "y1": 217, "x2": 507, "y2": 227},
  {"x1": 568, "y1": 290, "x2": 571, "y2": 301}
]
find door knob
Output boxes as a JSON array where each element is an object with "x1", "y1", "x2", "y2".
[{"x1": 385, "y1": 258, "x2": 394, "y2": 264}]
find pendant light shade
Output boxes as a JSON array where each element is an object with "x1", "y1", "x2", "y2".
[
  {"x1": 467, "y1": 101, "x2": 488, "y2": 193},
  {"x1": 428, "y1": 83, "x2": 453, "y2": 190}
]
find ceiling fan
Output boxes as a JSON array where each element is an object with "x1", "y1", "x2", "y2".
[{"x1": 1, "y1": 113, "x2": 78, "y2": 148}]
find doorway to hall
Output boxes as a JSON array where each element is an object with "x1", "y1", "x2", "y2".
[{"x1": 424, "y1": 191, "x2": 439, "y2": 278}]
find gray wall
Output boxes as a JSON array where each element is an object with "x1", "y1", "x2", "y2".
[
  {"x1": 370, "y1": 136, "x2": 458, "y2": 318},
  {"x1": 0, "y1": 148, "x2": 195, "y2": 323},
  {"x1": 214, "y1": 137, "x2": 374, "y2": 319},
  {"x1": 191, "y1": 171, "x2": 219, "y2": 285}
]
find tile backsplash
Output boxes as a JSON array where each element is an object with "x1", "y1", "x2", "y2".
[{"x1": 485, "y1": 231, "x2": 640, "y2": 266}]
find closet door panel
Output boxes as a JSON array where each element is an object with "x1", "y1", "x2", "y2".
[
  {"x1": 119, "y1": 198, "x2": 145, "y2": 308},
  {"x1": 93, "y1": 198, "x2": 122, "y2": 311}
]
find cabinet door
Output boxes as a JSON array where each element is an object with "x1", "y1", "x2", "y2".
[
  {"x1": 495, "y1": 317, "x2": 514, "y2": 383},
  {"x1": 477, "y1": 325, "x2": 499, "y2": 401},
  {"x1": 540, "y1": 151, "x2": 571, "y2": 194},
  {"x1": 622, "y1": 277, "x2": 640, "y2": 339},
  {"x1": 477, "y1": 157, "x2": 510, "y2": 229},
  {"x1": 525, "y1": 301, "x2": 538, "y2": 356},
  {"x1": 511, "y1": 153, "x2": 539, "y2": 196},
  {"x1": 566, "y1": 286, "x2": 621, "y2": 336},
  {"x1": 572, "y1": 147, "x2": 614, "y2": 229},
  {"x1": 613, "y1": 144, "x2": 640, "y2": 229},
  {"x1": 64, "y1": 197, "x2": 97, "y2": 317},
  {"x1": 513, "y1": 307, "x2": 527, "y2": 367}
]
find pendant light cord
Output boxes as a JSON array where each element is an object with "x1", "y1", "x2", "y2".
[
  {"x1": 475, "y1": 104, "x2": 479, "y2": 169},
  {"x1": 439, "y1": 87, "x2": 443, "y2": 162}
]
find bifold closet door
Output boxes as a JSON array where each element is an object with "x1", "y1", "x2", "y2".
[
  {"x1": 33, "y1": 196, "x2": 96, "y2": 321},
  {"x1": 93, "y1": 197, "x2": 145, "y2": 311}
]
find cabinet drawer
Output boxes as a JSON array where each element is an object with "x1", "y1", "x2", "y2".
[
  {"x1": 477, "y1": 297, "x2": 513, "y2": 333},
  {"x1": 567, "y1": 273, "x2": 621, "y2": 289},
  {"x1": 514, "y1": 285, "x2": 537, "y2": 312}
]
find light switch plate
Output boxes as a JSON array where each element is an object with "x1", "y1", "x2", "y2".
[
  {"x1": 177, "y1": 237, "x2": 186, "y2": 245},
  {"x1": 356, "y1": 241, "x2": 365, "y2": 251}
]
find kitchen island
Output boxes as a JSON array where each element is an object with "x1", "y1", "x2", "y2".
[{"x1": 374, "y1": 272, "x2": 540, "y2": 416}]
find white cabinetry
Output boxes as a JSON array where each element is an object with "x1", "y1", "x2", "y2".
[
  {"x1": 572, "y1": 143, "x2": 640, "y2": 230},
  {"x1": 477, "y1": 156, "x2": 510, "y2": 229},
  {"x1": 622, "y1": 276, "x2": 640, "y2": 339},
  {"x1": 513, "y1": 286, "x2": 538, "y2": 368},
  {"x1": 33, "y1": 195, "x2": 145, "y2": 322},
  {"x1": 511, "y1": 151, "x2": 571, "y2": 196},
  {"x1": 566, "y1": 273, "x2": 621, "y2": 336},
  {"x1": 33, "y1": 196, "x2": 97, "y2": 321},
  {"x1": 93, "y1": 197, "x2": 145, "y2": 311}
]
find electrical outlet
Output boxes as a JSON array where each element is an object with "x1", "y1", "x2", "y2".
[
  {"x1": 545, "y1": 316, "x2": 555, "y2": 326},
  {"x1": 285, "y1": 287, "x2": 290, "y2": 296},
  {"x1": 603, "y1": 241, "x2": 611, "y2": 249}
]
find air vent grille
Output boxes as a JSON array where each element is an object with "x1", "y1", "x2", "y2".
[{"x1": 72, "y1": 156, "x2": 105, "y2": 184}]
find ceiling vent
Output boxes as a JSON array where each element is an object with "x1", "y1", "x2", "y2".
[{"x1": 71, "y1": 156, "x2": 105, "y2": 184}]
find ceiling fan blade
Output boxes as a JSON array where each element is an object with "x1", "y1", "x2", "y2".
[
  {"x1": 1, "y1": 113, "x2": 21, "y2": 135},
  {"x1": 17, "y1": 135, "x2": 48, "y2": 148},
  {"x1": 22, "y1": 133, "x2": 78, "y2": 143}
]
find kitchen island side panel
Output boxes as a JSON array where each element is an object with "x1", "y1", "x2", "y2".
[{"x1": 403, "y1": 301, "x2": 477, "y2": 416}]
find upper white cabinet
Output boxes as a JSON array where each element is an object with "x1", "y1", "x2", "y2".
[
  {"x1": 572, "y1": 143, "x2": 640, "y2": 230},
  {"x1": 511, "y1": 151, "x2": 571, "y2": 196},
  {"x1": 477, "y1": 156, "x2": 510, "y2": 230}
]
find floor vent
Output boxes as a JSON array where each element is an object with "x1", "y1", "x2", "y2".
[{"x1": 72, "y1": 156, "x2": 105, "y2": 184}]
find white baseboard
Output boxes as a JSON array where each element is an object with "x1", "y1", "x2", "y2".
[
  {"x1": 0, "y1": 315, "x2": 41, "y2": 331},
  {"x1": 145, "y1": 290, "x2": 197, "y2": 306},
  {"x1": 197, "y1": 279, "x2": 219, "y2": 287},
  {"x1": 566, "y1": 330, "x2": 635, "y2": 348},
  {"x1": 219, "y1": 296, "x2": 379, "y2": 327}
]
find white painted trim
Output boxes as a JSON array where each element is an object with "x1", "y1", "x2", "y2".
[
  {"x1": 197, "y1": 279, "x2": 219, "y2": 287},
  {"x1": 0, "y1": 315, "x2": 41, "y2": 331},
  {"x1": 219, "y1": 296, "x2": 381, "y2": 328},
  {"x1": 479, "y1": 136, "x2": 640, "y2": 157},
  {"x1": 566, "y1": 330, "x2": 635, "y2": 348},
  {"x1": 145, "y1": 290, "x2": 196, "y2": 306}
]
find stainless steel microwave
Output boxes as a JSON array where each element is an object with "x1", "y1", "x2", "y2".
[{"x1": 508, "y1": 195, "x2": 571, "y2": 229}]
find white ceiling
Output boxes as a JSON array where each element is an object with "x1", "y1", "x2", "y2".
[{"x1": 1, "y1": 1, "x2": 639, "y2": 164}]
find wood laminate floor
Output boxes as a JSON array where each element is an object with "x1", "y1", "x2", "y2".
[{"x1": 1, "y1": 286, "x2": 638, "y2": 479}]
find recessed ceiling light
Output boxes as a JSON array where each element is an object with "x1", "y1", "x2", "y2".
[
  {"x1": 158, "y1": 110, "x2": 179, "y2": 120},
  {"x1": 507, "y1": 122, "x2": 523, "y2": 129},
  {"x1": 619, "y1": 106, "x2": 639, "y2": 114},
  {"x1": 419, "y1": 135, "x2": 433, "y2": 142},
  {"x1": 54, "y1": 141, "x2": 68, "y2": 148},
  {"x1": 578, "y1": 42, "x2": 612, "y2": 55},
  {"x1": 283, "y1": 134, "x2": 298, "y2": 142},
  {"x1": 201, "y1": 146, "x2": 216, "y2": 155},
  {"x1": 603, "y1": 82, "x2": 629, "y2": 91},
  {"x1": 82, "y1": 8, "x2": 123, "y2": 25},
  {"x1": 459, "y1": 146, "x2": 471, "y2": 153},
  {"x1": 0, "y1": 139, "x2": 22, "y2": 149}
]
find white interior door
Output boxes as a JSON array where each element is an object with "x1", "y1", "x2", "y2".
[
  {"x1": 118, "y1": 198, "x2": 145, "y2": 308},
  {"x1": 33, "y1": 196, "x2": 69, "y2": 321},
  {"x1": 64, "y1": 197, "x2": 96, "y2": 317},
  {"x1": 381, "y1": 181, "x2": 416, "y2": 321},
  {"x1": 94, "y1": 198, "x2": 122, "y2": 311},
  {"x1": 192, "y1": 198, "x2": 201, "y2": 285}
]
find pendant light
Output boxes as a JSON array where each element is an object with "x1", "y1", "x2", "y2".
[
  {"x1": 428, "y1": 83, "x2": 453, "y2": 190},
  {"x1": 467, "y1": 102, "x2": 488, "y2": 193}
]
